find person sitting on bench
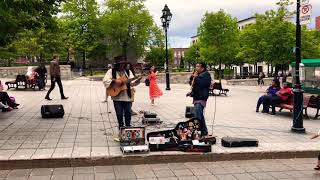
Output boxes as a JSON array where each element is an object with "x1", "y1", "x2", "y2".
[
  {"x1": 0, "y1": 80, "x2": 19, "y2": 111},
  {"x1": 256, "y1": 79, "x2": 280, "y2": 112},
  {"x1": 262, "y1": 82, "x2": 292, "y2": 115}
]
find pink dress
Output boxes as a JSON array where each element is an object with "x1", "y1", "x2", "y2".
[{"x1": 148, "y1": 72, "x2": 163, "y2": 100}]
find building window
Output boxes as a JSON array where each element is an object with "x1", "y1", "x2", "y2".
[
  {"x1": 177, "y1": 51, "x2": 180, "y2": 58},
  {"x1": 174, "y1": 52, "x2": 177, "y2": 58},
  {"x1": 182, "y1": 51, "x2": 185, "y2": 57}
]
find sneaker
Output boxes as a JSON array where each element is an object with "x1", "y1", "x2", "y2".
[
  {"x1": 256, "y1": 109, "x2": 259, "y2": 112},
  {"x1": 45, "y1": 97, "x2": 52, "y2": 101},
  {"x1": 61, "y1": 97, "x2": 68, "y2": 100},
  {"x1": 314, "y1": 165, "x2": 320, "y2": 170},
  {"x1": 270, "y1": 112, "x2": 276, "y2": 115}
]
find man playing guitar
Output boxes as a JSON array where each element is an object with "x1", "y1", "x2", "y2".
[{"x1": 103, "y1": 56, "x2": 142, "y2": 131}]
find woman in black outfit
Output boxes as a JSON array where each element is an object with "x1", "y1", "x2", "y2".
[{"x1": 0, "y1": 80, "x2": 19, "y2": 111}]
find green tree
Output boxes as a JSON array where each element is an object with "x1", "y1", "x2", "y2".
[
  {"x1": 198, "y1": 10, "x2": 239, "y2": 82},
  {"x1": 0, "y1": 0, "x2": 63, "y2": 47},
  {"x1": 145, "y1": 48, "x2": 173, "y2": 67},
  {"x1": 238, "y1": 0, "x2": 296, "y2": 75},
  {"x1": 302, "y1": 28, "x2": 320, "y2": 59},
  {"x1": 7, "y1": 20, "x2": 70, "y2": 63},
  {"x1": 100, "y1": 0, "x2": 155, "y2": 61},
  {"x1": 184, "y1": 42, "x2": 201, "y2": 70},
  {"x1": 61, "y1": 0, "x2": 101, "y2": 68}
]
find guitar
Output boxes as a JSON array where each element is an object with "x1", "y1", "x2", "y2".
[{"x1": 107, "y1": 75, "x2": 143, "y2": 97}]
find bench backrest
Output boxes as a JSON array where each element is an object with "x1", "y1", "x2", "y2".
[
  {"x1": 16, "y1": 75, "x2": 27, "y2": 82},
  {"x1": 286, "y1": 94, "x2": 312, "y2": 106},
  {"x1": 213, "y1": 82, "x2": 222, "y2": 90}
]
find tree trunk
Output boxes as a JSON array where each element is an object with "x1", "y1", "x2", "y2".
[
  {"x1": 219, "y1": 59, "x2": 222, "y2": 83},
  {"x1": 82, "y1": 50, "x2": 86, "y2": 69},
  {"x1": 271, "y1": 61, "x2": 273, "y2": 75}
]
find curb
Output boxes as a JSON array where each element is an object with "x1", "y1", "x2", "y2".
[{"x1": 0, "y1": 150, "x2": 319, "y2": 170}]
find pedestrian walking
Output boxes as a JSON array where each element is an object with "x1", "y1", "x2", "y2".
[
  {"x1": 45, "y1": 55, "x2": 68, "y2": 100},
  {"x1": 311, "y1": 129, "x2": 320, "y2": 170},
  {"x1": 148, "y1": 66, "x2": 163, "y2": 105},
  {"x1": 257, "y1": 72, "x2": 265, "y2": 87}
]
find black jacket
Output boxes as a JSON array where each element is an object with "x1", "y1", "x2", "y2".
[{"x1": 192, "y1": 71, "x2": 211, "y2": 101}]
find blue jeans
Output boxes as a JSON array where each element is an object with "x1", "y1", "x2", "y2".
[
  {"x1": 113, "y1": 101, "x2": 132, "y2": 129},
  {"x1": 194, "y1": 103, "x2": 208, "y2": 136},
  {"x1": 256, "y1": 95, "x2": 268, "y2": 111}
]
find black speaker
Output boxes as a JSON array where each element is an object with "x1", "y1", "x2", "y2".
[
  {"x1": 41, "y1": 105, "x2": 64, "y2": 118},
  {"x1": 185, "y1": 106, "x2": 195, "y2": 118},
  {"x1": 144, "y1": 111, "x2": 157, "y2": 118}
]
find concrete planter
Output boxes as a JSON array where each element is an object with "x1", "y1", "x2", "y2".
[{"x1": 0, "y1": 65, "x2": 72, "y2": 80}]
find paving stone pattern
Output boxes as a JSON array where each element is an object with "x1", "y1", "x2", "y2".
[
  {"x1": 0, "y1": 78, "x2": 319, "y2": 161},
  {"x1": 0, "y1": 158, "x2": 319, "y2": 179}
]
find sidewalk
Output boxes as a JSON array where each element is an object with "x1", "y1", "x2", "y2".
[
  {"x1": 1, "y1": 158, "x2": 319, "y2": 180},
  {"x1": 0, "y1": 78, "x2": 319, "y2": 169}
]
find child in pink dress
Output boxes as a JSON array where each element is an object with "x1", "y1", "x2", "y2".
[{"x1": 148, "y1": 66, "x2": 163, "y2": 105}]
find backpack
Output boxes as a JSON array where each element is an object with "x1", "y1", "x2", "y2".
[{"x1": 145, "y1": 78, "x2": 150, "y2": 86}]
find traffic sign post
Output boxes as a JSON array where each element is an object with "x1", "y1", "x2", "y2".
[{"x1": 300, "y1": 4, "x2": 312, "y2": 25}]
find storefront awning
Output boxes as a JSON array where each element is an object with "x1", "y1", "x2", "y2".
[{"x1": 291, "y1": 59, "x2": 320, "y2": 67}]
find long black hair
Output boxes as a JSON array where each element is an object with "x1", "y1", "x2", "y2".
[
  {"x1": 148, "y1": 65, "x2": 157, "y2": 74},
  {"x1": 125, "y1": 63, "x2": 136, "y2": 76}
]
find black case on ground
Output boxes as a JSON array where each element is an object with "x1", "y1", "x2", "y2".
[
  {"x1": 147, "y1": 118, "x2": 216, "y2": 152},
  {"x1": 221, "y1": 137, "x2": 258, "y2": 148},
  {"x1": 144, "y1": 112, "x2": 157, "y2": 118},
  {"x1": 41, "y1": 105, "x2": 64, "y2": 118},
  {"x1": 185, "y1": 106, "x2": 195, "y2": 118}
]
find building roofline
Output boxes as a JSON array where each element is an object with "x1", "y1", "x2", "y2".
[{"x1": 237, "y1": 16, "x2": 256, "y2": 23}]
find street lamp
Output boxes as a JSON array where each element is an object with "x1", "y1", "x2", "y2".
[
  {"x1": 292, "y1": 0, "x2": 305, "y2": 133},
  {"x1": 161, "y1": 4, "x2": 172, "y2": 90}
]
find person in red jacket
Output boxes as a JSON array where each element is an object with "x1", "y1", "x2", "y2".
[
  {"x1": 148, "y1": 66, "x2": 163, "y2": 105},
  {"x1": 262, "y1": 82, "x2": 293, "y2": 115}
]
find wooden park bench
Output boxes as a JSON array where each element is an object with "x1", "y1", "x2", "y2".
[
  {"x1": 306, "y1": 95, "x2": 320, "y2": 119},
  {"x1": 5, "y1": 75, "x2": 39, "y2": 90},
  {"x1": 276, "y1": 94, "x2": 311, "y2": 118},
  {"x1": 209, "y1": 82, "x2": 229, "y2": 96}
]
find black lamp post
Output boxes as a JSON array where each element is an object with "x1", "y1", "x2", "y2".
[
  {"x1": 161, "y1": 4, "x2": 172, "y2": 90},
  {"x1": 292, "y1": 0, "x2": 305, "y2": 133}
]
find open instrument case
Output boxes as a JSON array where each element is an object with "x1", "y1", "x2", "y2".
[{"x1": 147, "y1": 118, "x2": 216, "y2": 152}]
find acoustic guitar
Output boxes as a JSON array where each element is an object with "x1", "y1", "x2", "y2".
[{"x1": 107, "y1": 75, "x2": 142, "y2": 97}]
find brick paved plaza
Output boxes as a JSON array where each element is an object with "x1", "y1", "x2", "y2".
[
  {"x1": 0, "y1": 78, "x2": 319, "y2": 168},
  {"x1": 0, "y1": 158, "x2": 320, "y2": 179}
]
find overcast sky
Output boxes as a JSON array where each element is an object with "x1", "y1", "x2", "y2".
[{"x1": 98, "y1": 0, "x2": 320, "y2": 48}]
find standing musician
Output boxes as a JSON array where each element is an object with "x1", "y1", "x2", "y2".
[
  {"x1": 187, "y1": 62, "x2": 211, "y2": 136},
  {"x1": 103, "y1": 56, "x2": 141, "y2": 130}
]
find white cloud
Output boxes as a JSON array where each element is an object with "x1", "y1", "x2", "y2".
[{"x1": 98, "y1": 0, "x2": 320, "y2": 48}]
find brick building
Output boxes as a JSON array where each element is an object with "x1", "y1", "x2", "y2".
[
  {"x1": 316, "y1": 16, "x2": 320, "y2": 30},
  {"x1": 172, "y1": 48, "x2": 188, "y2": 68}
]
